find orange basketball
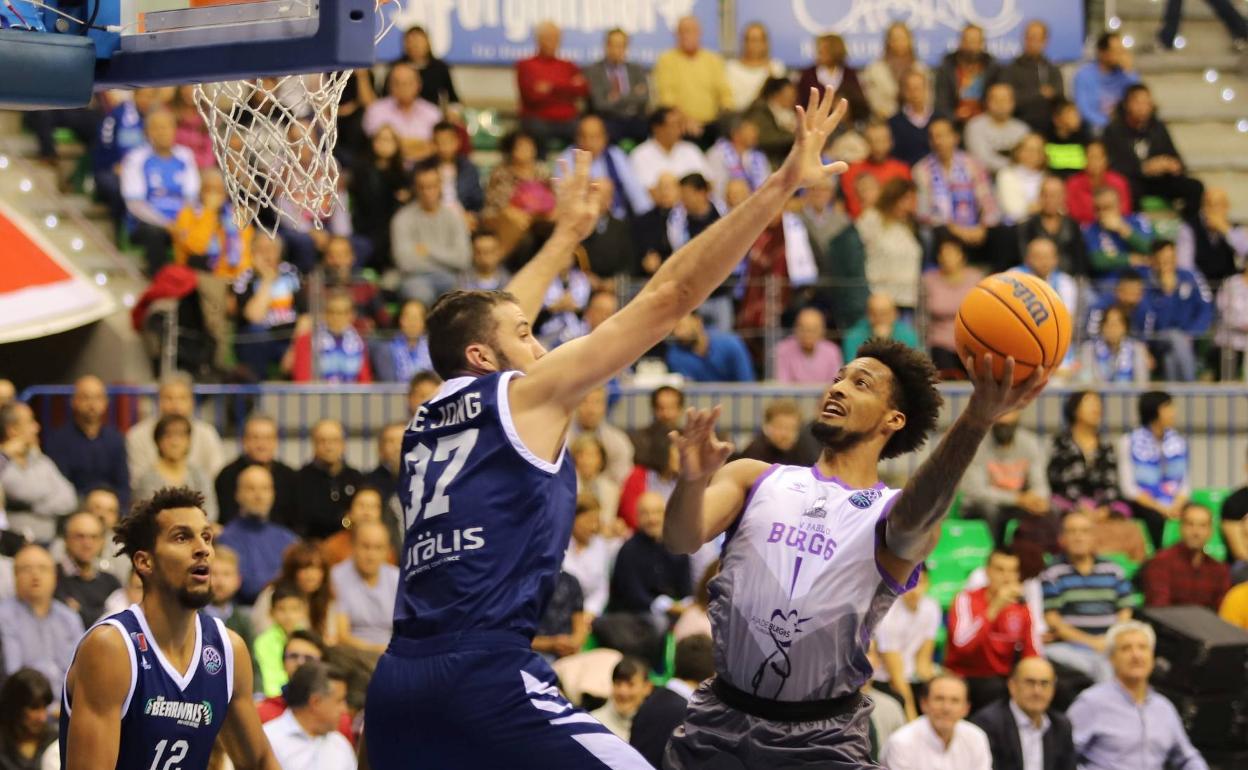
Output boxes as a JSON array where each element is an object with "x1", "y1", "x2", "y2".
[{"x1": 954, "y1": 271, "x2": 1072, "y2": 384}]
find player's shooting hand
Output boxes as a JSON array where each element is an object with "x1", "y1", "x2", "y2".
[
  {"x1": 671, "y1": 406, "x2": 734, "y2": 483},
  {"x1": 779, "y1": 89, "x2": 850, "y2": 191},
  {"x1": 963, "y1": 353, "x2": 1049, "y2": 428},
  {"x1": 552, "y1": 150, "x2": 601, "y2": 243}
]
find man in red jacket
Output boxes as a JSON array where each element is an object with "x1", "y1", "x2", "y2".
[
  {"x1": 516, "y1": 21, "x2": 589, "y2": 153},
  {"x1": 946, "y1": 547, "x2": 1038, "y2": 714}
]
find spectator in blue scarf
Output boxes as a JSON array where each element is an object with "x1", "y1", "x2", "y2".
[
  {"x1": 372, "y1": 299, "x2": 432, "y2": 383},
  {"x1": 1118, "y1": 390, "x2": 1189, "y2": 547}
]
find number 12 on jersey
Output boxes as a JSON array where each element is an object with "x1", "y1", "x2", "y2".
[{"x1": 403, "y1": 429, "x2": 479, "y2": 531}]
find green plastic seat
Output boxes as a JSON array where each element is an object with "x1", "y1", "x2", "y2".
[
  {"x1": 1135, "y1": 519, "x2": 1155, "y2": 557},
  {"x1": 1003, "y1": 518, "x2": 1019, "y2": 546},
  {"x1": 649, "y1": 633, "x2": 676, "y2": 687},
  {"x1": 926, "y1": 519, "x2": 993, "y2": 609},
  {"x1": 946, "y1": 492, "x2": 963, "y2": 521},
  {"x1": 1190, "y1": 488, "x2": 1232, "y2": 516},
  {"x1": 1102, "y1": 551, "x2": 1141, "y2": 579}
]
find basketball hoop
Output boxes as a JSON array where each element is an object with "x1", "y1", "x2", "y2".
[{"x1": 192, "y1": 0, "x2": 401, "y2": 235}]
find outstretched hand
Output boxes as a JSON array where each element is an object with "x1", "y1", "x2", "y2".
[
  {"x1": 671, "y1": 406, "x2": 735, "y2": 483},
  {"x1": 551, "y1": 149, "x2": 601, "y2": 242},
  {"x1": 778, "y1": 88, "x2": 850, "y2": 191},
  {"x1": 963, "y1": 353, "x2": 1050, "y2": 427}
]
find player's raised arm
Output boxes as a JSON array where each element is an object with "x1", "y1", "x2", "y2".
[
  {"x1": 64, "y1": 626, "x2": 129, "y2": 770},
  {"x1": 217, "y1": 630, "x2": 282, "y2": 770},
  {"x1": 881, "y1": 354, "x2": 1048, "y2": 571},
  {"x1": 503, "y1": 152, "x2": 601, "y2": 321},
  {"x1": 663, "y1": 406, "x2": 768, "y2": 554},
  {"x1": 515, "y1": 90, "x2": 850, "y2": 414}
]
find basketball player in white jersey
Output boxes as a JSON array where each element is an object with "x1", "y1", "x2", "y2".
[{"x1": 662, "y1": 343, "x2": 1048, "y2": 768}]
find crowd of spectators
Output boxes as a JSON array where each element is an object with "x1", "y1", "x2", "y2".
[
  {"x1": 0, "y1": 368, "x2": 1246, "y2": 768},
  {"x1": 25, "y1": 15, "x2": 1248, "y2": 386},
  {"x1": 8, "y1": 11, "x2": 1248, "y2": 770}
]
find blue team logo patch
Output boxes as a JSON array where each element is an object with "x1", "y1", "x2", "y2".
[
  {"x1": 848, "y1": 489, "x2": 881, "y2": 509},
  {"x1": 202, "y1": 645, "x2": 223, "y2": 676}
]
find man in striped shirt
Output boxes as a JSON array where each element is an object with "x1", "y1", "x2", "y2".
[{"x1": 1041, "y1": 511, "x2": 1135, "y2": 683}]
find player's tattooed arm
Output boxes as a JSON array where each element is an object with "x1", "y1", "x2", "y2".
[{"x1": 885, "y1": 354, "x2": 1048, "y2": 563}]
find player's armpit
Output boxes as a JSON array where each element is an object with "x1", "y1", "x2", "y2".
[
  {"x1": 64, "y1": 625, "x2": 130, "y2": 770},
  {"x1": 664, "y1": 459, "x2": 768, "y2": 554},
  {"x1": 219, "y1": 631, "x2": 282, "y2": 770}
]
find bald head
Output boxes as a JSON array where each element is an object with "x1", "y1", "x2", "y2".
[
  {"x1": 536, "y1": 21, "x2": 561, "y2": 56},
  {"x1": 636, "y1": 491, "x2": 666, "y2": 540},
  {"x1": 351, "y1": 520, "x2": 390, "y2": 579},
  {"x1": 14, "y1": 544, "x2": 56, "y2": 607},
  {"x1": 677, "y1": 16, "x2": 701, "y2": 54},
  {"x1": 1009, "y1": 656, "x2": 1057, "y2": 721},
  {"x1": 311, "y1": 419, "x2": 345, "y2": 468},
  {"x1": 72, "y1": 375, "x2": 108, "y2": 428},
  {"x1": 64, "y1": 511, "x2": 106, "y2": 568},
  {"x1": 237, "y1": 464, "x2": 275, "y2": 518}
]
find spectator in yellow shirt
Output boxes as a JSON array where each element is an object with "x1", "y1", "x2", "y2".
[
  {"x1": 1220, "y1": 581, "x2": 1248, "y2": 630},
  {"x1": 653, "y1": 16, "x2": 733, "y2": 143},
  {"x1": 171, "y1": 168, "x2": 254, "y2": 280}
]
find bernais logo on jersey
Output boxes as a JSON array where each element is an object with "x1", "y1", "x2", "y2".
[{"x1": 144, "y1": 697, "x2": 213, "y2": 728}]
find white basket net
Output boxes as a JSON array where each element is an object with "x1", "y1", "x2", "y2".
[{"x1": 192, "y1": 0, "x2": 399, "y2": 235}]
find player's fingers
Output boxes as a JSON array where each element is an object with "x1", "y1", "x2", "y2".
[
  {"x1": 963, "y1": 353, "x2": 980, "y2": 384},
  {"x1": 1000, "y1": 356, "x2": 1016, "y2": 388},
  {"x1": 822, "y1": 98, "x2": 848, "y2": 132},
  {"x1": 823, "y1": 160, "x2": 850, "y2": 176},
  {"x1": 574, "y1": 149, "x2": 592, "y2": 186},
  {"x1": 1022, "y1": 365, "x2": 1048, "y2": 399}
]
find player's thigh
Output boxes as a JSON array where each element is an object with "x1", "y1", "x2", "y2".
[
  {"x1": 667, "y1": 683, "x2": 879, "y2": 770},
  {"x1": 365, "y1": 649, "x2": 651, "y2": 769}
]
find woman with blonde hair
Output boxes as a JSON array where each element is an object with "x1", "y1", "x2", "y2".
[
  {"x1": 796, "y1": 34, "x2": 869, "y2": 125},
  {"x1": 725, "y1": 21, "x2": 788, "y2": 112},
  {"x1": 862, "y1": 22, "x2": 931, "y2": 120}
]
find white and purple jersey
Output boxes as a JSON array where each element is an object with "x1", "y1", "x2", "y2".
[{"x1": 709, "y1": 465, "x2": 919, "y2": 701}]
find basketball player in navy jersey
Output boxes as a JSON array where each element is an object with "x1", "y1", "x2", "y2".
[
  {"x1": 363, "y1": 90, "x2": 853, "y2": 769},
  {"x1": 660, "y1": 345, "x2": 1049, "y2": 767},
  {"x1": 60, "y1": 487, "x2": 279, "y2": 770}
]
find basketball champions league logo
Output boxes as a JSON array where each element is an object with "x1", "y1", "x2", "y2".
[{"x1": 790, "y1": 0, "x2": 1023, "y2": 37}]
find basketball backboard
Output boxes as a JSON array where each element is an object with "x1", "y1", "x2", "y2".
[
  {"x1": 0, "y1": 0, "x2": 379, "y2": 104},
  {"x1": 95, "y1": 0, "x2": 378, "y2": 87}
]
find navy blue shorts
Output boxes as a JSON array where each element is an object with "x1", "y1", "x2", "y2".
[{"x1": 365, "y1": 631, "x2": 653, "y2": 769}]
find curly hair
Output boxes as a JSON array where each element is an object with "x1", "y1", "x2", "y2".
[
  {"x1": 114, "y1": 486, "x2": 207, "y2": 563},
  {"x1": 856, "y1": 339, "x2": 943, "y2": 459}
]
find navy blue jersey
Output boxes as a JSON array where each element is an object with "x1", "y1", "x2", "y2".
[
  {"x1": 394, "y1": 371, "x2": 578, "y2": 640},
  {"x1": 59, "y1": 604, "x2": 234, "y2": 770}
]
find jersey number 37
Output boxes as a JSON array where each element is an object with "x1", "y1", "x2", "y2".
[{"x1": 402, "y1": 429, "x2": 479, "y2": 532}]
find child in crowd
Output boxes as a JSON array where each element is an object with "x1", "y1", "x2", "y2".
[{"x1": 253, "y1": 581, "x2": 311, "y2": 696}]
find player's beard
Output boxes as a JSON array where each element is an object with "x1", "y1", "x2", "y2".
[
  {"x1": 810, "y1": 420, "x2": 871, "y2": 455},
  {"x1": 177, "y1": 584, "x2": 215, "y2": 610}
]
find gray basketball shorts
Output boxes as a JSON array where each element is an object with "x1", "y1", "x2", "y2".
[{"x1": 663, "y1": 680, "x2": 882, "y2": 770}]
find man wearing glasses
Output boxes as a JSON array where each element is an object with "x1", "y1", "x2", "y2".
[
  {"x1": 970, "y1": 656, "x2": 1075, "y2": 770},
  {"x1": 256, "y1": 630, "x2": 355, "y2": 744}
]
